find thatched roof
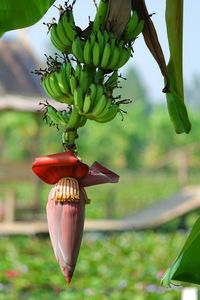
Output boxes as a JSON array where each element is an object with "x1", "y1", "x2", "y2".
[
  {"x1": 0, "y1": 38, "x2": 68, "y2": 112},
  {"x1": 0, "y1": 39, "x2": 44, "y2": 96}
]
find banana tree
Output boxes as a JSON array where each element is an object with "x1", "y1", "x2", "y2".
[{"x1": 0, "y1": 0, "x2": 198, "y2": 287}]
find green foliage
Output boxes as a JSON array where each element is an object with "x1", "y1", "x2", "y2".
[
  {"x1": 0, "y1": 232, "x2": 184, "y2": 299},
  {"x1": 0, "y1": 0, "x2": 55, "y2": 36},
  {"x1": 145, "y1": 105, "x2": 200, "y2": 166},
  {"x1": 162, "y1": 216, "x2": 200, "y2": 286}
]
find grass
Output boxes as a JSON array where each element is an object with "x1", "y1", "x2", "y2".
[{"x1": 0, "y1": 232, "x2": 186, "y2": 300}]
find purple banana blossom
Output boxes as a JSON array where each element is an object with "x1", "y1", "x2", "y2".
[
  {"x1": 46, "y1": 178, "x2": 86, "y2": 284},
  {"x1": 32, "y1": 152, "x2": 119, "y2": 284}
]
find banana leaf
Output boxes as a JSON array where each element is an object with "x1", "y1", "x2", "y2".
[
  {"x1": 162, "y1": 217, "x2": 200, "y2": 287},
  {"x1": 165, "y1": 0, "x2": 191, "y2": 133},
  {"x1": 0, "y1": 0, "x2": 56, "y2": 37}
]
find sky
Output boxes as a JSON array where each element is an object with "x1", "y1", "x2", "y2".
[{"x1": 3, "y1": 0, "x2": 200, "y2": 103}]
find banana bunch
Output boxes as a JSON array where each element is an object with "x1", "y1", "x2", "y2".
[
  {"x1": 50, "y1": 6, "x2": 77, "y2": 53},
  {"x1": 74, "y1": 81, "x2": 119, "y2": 123},
  {"x1": 41, "y1": 62, "x2": 74, "y2": 104},
  {"x1": 122, "y1": 10, "x2": 144, "y2": 42},
  {"x1": 72, "y1": 64, "x2": 95, "y2": 95},
  {"x1": 44, "y1": 105, "x2": 70, "y2": 127},
  {"x1": 72, "y1": 30, "x2": 132, "y2": 70}
]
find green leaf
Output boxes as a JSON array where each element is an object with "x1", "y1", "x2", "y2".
[
  {"x1": 0, "y1": 0, "x2": 56, "y2": 36},
  {"x1": 162, "y1": 217, "x2": 200, "y2": 287},
  {"x1": 165, "y1": 0, "x2": 191, "y2": 134},
  {"x1": 166, "y1": 60, "x2": 191, "y2": 134}
]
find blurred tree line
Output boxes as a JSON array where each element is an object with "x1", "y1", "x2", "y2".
[{"x1": 1, "y1": 67, "x2": 200, "y2": 171}]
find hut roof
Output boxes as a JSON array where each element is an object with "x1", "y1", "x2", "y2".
[{"x1": 0, "y1": 38, "x2": 44, "y2": 96}]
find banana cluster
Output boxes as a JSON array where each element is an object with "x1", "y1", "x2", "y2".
[
  {"x1": 41, "y1": 62, "x2": 74, "y2": 105},
  {"x1": 74, "y1": 82, "x2": 119, "y2": 124},
  {"x1": 72, "y1": 31, "x2": 132, "y2": 70},
  {"x1": 122, "y1": 10, "x2": 145, "y2": 42},
  {"x1": 73, "y1": 70, "x2": 120, "y2": 123},
  {"x1": 50, "y1": 6, "x2": 77, "y2": 54},
  {"x1": 38, "y1": 1, "x2": 144, "y2": 150}
]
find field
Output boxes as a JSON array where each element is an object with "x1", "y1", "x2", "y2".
[{"x1": 0, "y1": 232, "x2": 186, "y2": 300}]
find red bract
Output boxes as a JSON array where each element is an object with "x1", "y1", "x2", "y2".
[{"x1": 32, "y1": 152, "x2": 89, "y2": 184}]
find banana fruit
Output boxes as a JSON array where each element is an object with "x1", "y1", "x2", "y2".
[
  {"x1": 49, "y1": 5, "x2": 77, "y2": 54},
  {"x1": 71, "y1": 30, "x2": 132, "y2": 70},
  {"x1": 41, "y1": 62, "x2": 74, "y2": 104},
  {"x1": 122, "y1": 10, "x2": 144, "y2": 42},
  {"x1": 38, "y1": 0, "x2": 135, "y2": 148}
]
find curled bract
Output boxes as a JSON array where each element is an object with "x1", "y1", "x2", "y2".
[{"x1": 32, "y1": 151, "x2": 89, "y2": 184}]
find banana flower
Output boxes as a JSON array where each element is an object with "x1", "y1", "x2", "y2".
[{"x1": 32, "y1": 151, "x2": 119, "y2": 283}]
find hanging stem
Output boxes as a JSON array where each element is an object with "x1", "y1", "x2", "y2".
[{"x1": 62, "y1": 106, "x2": 81, "y2": 152}]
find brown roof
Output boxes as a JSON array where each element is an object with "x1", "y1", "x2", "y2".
[{"x1": 0, "y1": 39, "x2": 44, "y2": 96}]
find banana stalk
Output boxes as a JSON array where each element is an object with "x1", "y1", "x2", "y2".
[{"x1": 105, "y1": 0, "x2": 132, "y2": 36}]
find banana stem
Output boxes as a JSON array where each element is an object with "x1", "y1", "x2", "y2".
[{"x1": 62, "y1": 106, "x2": 81, "y2": 151}]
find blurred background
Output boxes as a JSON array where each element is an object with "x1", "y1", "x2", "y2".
[{"x1": 0, "y1": 1, "x2": 200, "y2": 299}]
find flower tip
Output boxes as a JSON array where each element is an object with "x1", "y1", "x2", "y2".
[{"x1": 66, "y1": 275, "x2": 72, "y2": 284}]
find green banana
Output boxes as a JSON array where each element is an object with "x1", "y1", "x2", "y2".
[
  {"x1": 42, "y1": 76, "x2": 55, "y2": 99},
  {"x1": 79, "y1": 67, "x2": 90, "y2": 94},
  {"x1": 106, "y1": 45, "x2": 120, "y2": 70},
  {"x1": 93, "y1": 84, "x2": 105, "y2": 106},
  {"x1": 72, "y1": 37, "x2": 85, "y2": 63},
  {"x1": 69, "y1": 73, "x2": 77, "y2": 95},
  {"x1": 65, "y1": 62, "x2": 73, "y2": 79},
  {"x1": 44, "y1": 76, "x2": 57, "y2": 98},
  {"x1": 56, "y1": 18, "x2": 72, "y2": 48},
  {"x1": 113, "y1": 47, "x2": 131, "y2": 70},
  {"x1": 110, "y1": 35, "x2": 116, "y2": 53},
  {"x1": 62, "y1": 9, "x2": 77, "y2": 42},
  {"x1": 97, "y1": 31, "x2": 105, "y2": 57},
  {"x1": 131, "y1": 19, "x2": 145, "y2": 40},
  {"x1": 74, "y1": 87, "x2": 84, "y2": 113},
  {"x1": 103, "y1": 30, "x2": 109, "y2": 44},
  {"x1": 93, "y1": 0, "x2": 109, "y2": 32},
  {"x1": 83, "y1": 39, "x2": 92, "y2": 65},
  {"x1": 90, "y1": 32, "x2": 96, "y2": 46},
  {"x1": 83, "y1": 90, "x2": 92, "y2": 114},
  {"x1": 94, "y1": 69, "x2": 104, "y2": 84},
  {"x1": 67, "y1": 106, "x2": 81, "y2": 129},
  {"x1": 95, "y1": 97, "x2": 112, "y2": 118},
  {"x1": 61, "y1": 110, "x2": 70, "y2": 123},
  {"x1": 90, "y1": 94, "x2": 107, "y2": 116},
  {"x1": 54, "y1": 70, "x2": 66, "y2": 95},
  {"x1": 93, "y1": 41, "x2": 101, "y2": 67},
  {"x1": 50, "y1": 24, "x2": 66, "y2": 52},
  {"x1": 74, "y1": 63, "x2": 82, "y2": 81},
  {"x1": 60, "y1": 64, "x2": 71, "y2": 95},
  {"x1": 123, "y1": 10, "x2": 139, "y2": 41},
  {"x1": 95, "y1": 104, "x2": 119, "y2": 123},
  {"x1": 46, "y1": 106, "x2": 68, "y2": 126},
  {"x1": 100, "y1": 42, "x2": 111, "y2": 69},
  {"x1": 53, "y1": 70, "x2": 73, "y2": 104},
  {"x1": 105, "y1": 71, "x2": 118, "y2": 88},
  {"x1": 48, "y1": 72, "x2": 64, "y2": 98},
  {"x1": 89, "y1": 83, "x2": 97, "y2": 105},
  {"x1": 78, "y1": 116, "x2": 87, "y2": 127}
]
